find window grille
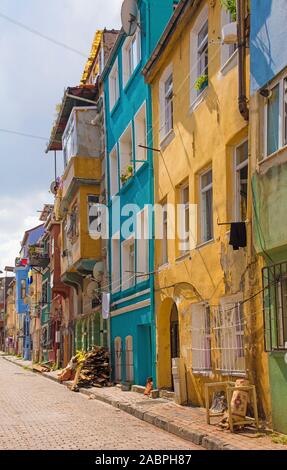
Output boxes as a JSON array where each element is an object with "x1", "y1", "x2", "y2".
[
  {"x1": 263, "y1": 262, "x2": 287, "y2": 351},
  {"x1": 125, "y1": 336, "x2": 134, "y2": 383},
  {"x1": 213, "y1": 302, "x2": 245, "y2": 374},
  {"x1": 190, "y1": 303, "x2": 211, "y2": 372}
]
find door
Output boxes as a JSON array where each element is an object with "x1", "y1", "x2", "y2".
[{"x1": 170, "y1": 304, "x2": 180, "y2": 390}]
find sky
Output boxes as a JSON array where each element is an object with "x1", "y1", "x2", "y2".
[{"x1": 0, "y1": 0, "x2": 122, "y2": 271}]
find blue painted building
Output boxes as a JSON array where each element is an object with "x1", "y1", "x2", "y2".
[
  {"x1": 15, "y1": 224, "x2": 45, "y2": 360},
  {"x1": 102, "y1": 0, "x2": 177, "y2": 386},
  {"x1": 250, "y1": 0, "x2": 287, "y2": 434}
]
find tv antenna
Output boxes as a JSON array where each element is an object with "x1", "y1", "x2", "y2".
[{"x1": 121, "y1": 0, "x2": 140, "y2": 36}]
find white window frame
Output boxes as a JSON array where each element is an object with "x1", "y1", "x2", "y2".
[
  {"x1": 109, "y1": 144, "x2": 119, "y2": 198},
  {"x1": 134, "y1": 102, "x2": 147, "y2": 171},
  {"x1": 199, "y1": 168, "x2": 213, "y2": 244},
  {"x1": 159, "y1": 64, "x2": 173, "y2": 143},
  {"x1": 234, "y1": 140, "x2": 248, "y2": 222},
  {"x1": 220, "y1": 7, "x2": 237, "y2": 69},
  {"x1": 190, "y1": 302, "x2": 212, "y2": 373},
  {"x1": 112, "y1": 235, "x2": 121, "y2": 293},
  {"x1": 179, "y1": 182, "x2": 190, "y2": 254},
  {"x1": 136, "y1": 208, "x2": 149, "y2": 283},
  {"x1": 122, "y1": 29, "x2": 141, "y2": 88},
  {"x1": 109, "y1": 58, "x2": 119, "y2": 112},
  {"x1": 213, "y1": 294, "x2": 246, "y2": 375},
  {"x1": 125, "y1": 335, "x2": 134, "y2": 383},
  {"x1": 264, "y1": 76, "x2": 287, "y2": 158},
  {"x1": 190, "y1": 5, "x2": 209, "y2": 108},
  {"x1": 119, "y1": 123, "x2": 133, "y2": 185},
  {"x1": 121, "y1": 236, "x2": 135, "y2": 291}
]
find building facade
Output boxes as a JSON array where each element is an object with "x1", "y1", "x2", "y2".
[
  {"x1": 143, "y1": 0, "x2": 270, "y2": 418},
  {"x1": 250, "y1": 0, "x2": 287, "y2": 434},
  {"x1": 103, "y1": 0, "x2": 177, "y2": 386}
]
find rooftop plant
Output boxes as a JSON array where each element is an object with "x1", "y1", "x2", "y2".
[{"x1": 220, "y1": 0, "x2": 237, "y2": 22}]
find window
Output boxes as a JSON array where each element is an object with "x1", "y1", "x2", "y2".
[
  {"x1": 159, "y1": 64, "x2": 173, "y2": 142},
  {"x1": 42, "y1": 280, "x2": 48, "y2": 306},
  {"x1": 164, "y1": 74, "x2": 173, "y2": 136},
  {"x1": 263, "y1": 262, "x2": 287, "y2": 351},
  {"x1": 66, "y1": 204, "x2": 79, "y2": 242},
  {"x1": 122, "y1": 238, "x2": 135, "y2": 290},
  {"x1": 119, "y1": 124, "x2": 133, "y2": 185},
  {"x1": 191, "y1": 303, "x2": 211, "y2": 372},
  {"x1": 235, "y1": 140, "x2": 248, "y2": 222},
  {"x1": 197, "y1": 20, "x2": 208, "y2": 94},
  {"x1": 190, "y1": 6, "x2": 208, "y2": 106},
  {"x1": 63, "y1": 115, "x2": 75, "y2": 166},
  {"x1": 213, "y1": 300, "x2": 245, "y2": 374},
  {"x1": 265, "y1": 77, "x2": 287, "y2": 157},
  {"x1": 51, "y1": 237, "x2": 55, "y2": 256},
  {"x1": 161, "y1": 201, "x2": 168, "y2": 265},
  {"x1": 134, "y1": 103, "x2": 147, "y2": 170},
  {"x1": 114, "y1": 337, "x2": 122, "y2": 382},
  {"x1": 109, "y1": 59, "x2": 119, "y2": 111},
  {"x1": 109, "y1": 145, "x2": 119, "y2": 197},
  {"x1": 125, "y1": 336, "x2": 134, "y2": 383},
  {"x1": 112, "y1": 237, "x2": 120, "y2": 293},
  {"x1": 20, "y1": 279, "x2": 26, "y2": 299},
  {"x1": 136, "y1": 208, "x2": 149, "y2": 282},
  {"x1": 199, "y1": 169, "x2": 213, "y2": 243},
  {"x1": 122, "y1": 30, "x2": 141, "y2": 87},
  {"x1": 221, "y1": 8, "x2": 237, "y2": 67},
  {"x1": 88, "y1": 195, "x2": 100, "y2": 238},
  {"x1": 179, "y1": 183, "x2": 190, "y2": 254}
]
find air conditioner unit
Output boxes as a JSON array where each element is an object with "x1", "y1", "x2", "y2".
[{"x1": 222, "y1": 22, "x2": 237, "y2": 45}]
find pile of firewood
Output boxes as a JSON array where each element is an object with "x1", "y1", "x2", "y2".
[{"x1": 76, "y1": 346, "x2": 111, "y2": 389}]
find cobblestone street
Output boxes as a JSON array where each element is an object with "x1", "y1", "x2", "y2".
[{"x1": 0, "y1": 358, "x2": 202, "y2": 450}]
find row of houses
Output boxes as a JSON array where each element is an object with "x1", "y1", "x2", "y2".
[{"x1": 1, "y1": 0, "x2": 287, "y2": 435}]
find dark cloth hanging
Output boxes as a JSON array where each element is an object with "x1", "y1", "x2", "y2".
[{"x1": 229, "y1": 222, "x2": 247, "y2": 250}]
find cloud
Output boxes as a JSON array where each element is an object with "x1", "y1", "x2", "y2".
[{"x1": 0, "y1": 0, "x2": 123, "y2": 269}]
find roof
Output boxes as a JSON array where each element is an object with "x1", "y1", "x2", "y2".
[
  {"x1": 20, "y1": 224, "x2": 45, "y2": 257},
  {"x1": 45, "y1": 85, "x2": 98, "y2": 153},
  {"x1": 142, "y1": 0, "x2": 197, "y2": 81},
  {"x1": 80, "y1": 30, "x2": 103, "y2": 85}
]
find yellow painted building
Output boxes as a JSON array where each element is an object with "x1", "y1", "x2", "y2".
[{"x1": 143, "y1": 0, "x2": 271, "y2": 421}]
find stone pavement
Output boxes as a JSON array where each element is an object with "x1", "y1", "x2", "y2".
[
  {"x1": 0, "y1": 357, "x2": 202, "y2": 451},
  {"x1": 3, "y1": 355, "x2": 287, "y2": 451}
]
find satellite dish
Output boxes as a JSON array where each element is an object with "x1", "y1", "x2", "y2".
[
  {"x1": 121, "y1": 0, "x2": 139, "y2": 36},
  {"x1": 93, "y1": 261, "x2": 104, "y2": 282},
  {"x1": 50, "y1": 181, "x2": 58, "y2": 195},
  {"x1": 86, "y1": 281, "x2": 98, "y2": 299}
]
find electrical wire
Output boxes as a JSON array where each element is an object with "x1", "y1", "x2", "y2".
[
  {"x1": 0, "y1": 11, "x2": 88, "y2": 58},
  {"x1": 0, "y1": 128, "x2": 48, "y2": 141}
]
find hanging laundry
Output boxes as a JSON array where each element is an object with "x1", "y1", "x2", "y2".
[{"x1": 229, "y1": 222, "x2": 247, "y2": 250}]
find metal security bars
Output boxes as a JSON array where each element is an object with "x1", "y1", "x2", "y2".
[
  {"x1": 190, "y1": 303, "x2": 212, "y2": 372},
  {"x1": 262, "y1": 262, "x2": 287, "y2": 351},
  {"x1": 213, "y1": 302, "x2": 246, "y2": 374}
]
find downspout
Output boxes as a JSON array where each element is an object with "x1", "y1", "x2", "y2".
[{"x1": 237, "y1": 0, "x2": 249, "y2": 121}]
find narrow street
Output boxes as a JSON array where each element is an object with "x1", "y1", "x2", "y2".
[{"x1": 0, "y1": 358, "x2": 201, "y2": 450}]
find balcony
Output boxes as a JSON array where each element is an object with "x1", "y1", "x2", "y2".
[{"x1": 28, "y1": 245, "x2": 50, "y2": 269}]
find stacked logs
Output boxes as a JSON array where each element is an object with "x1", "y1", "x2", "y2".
[{"x1": 76, "y1": 346, "x2": 111, "y2": 389}]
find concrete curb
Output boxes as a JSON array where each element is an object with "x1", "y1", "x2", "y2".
[{"x1": 2, "y1": 355, "x2": 240, "y2": 450}]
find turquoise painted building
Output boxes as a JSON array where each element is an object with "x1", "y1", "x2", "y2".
[{"x1": 102, "y1": 0, "x2": 177, "y2": 386}]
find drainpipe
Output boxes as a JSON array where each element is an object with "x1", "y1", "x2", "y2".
[{"x1": 237, "y1": 0, "x2": 249, "y2": 121}]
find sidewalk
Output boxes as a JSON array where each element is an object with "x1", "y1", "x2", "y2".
[{"x1": 2, "y1": 355, "x2": 287, "y2": 451}]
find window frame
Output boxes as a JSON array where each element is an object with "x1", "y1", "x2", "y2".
[
  {"x1": 161, "y1": 201, "x2": 168, "y2": 266},
  {"x1": 159, "y1": 64, "x2": 173, "y2": 143},
  {"x1": 199, "y1": 168, "x2": 213, "y2": 244},
  {"x1": 179, "y1": 182, "x2": 190, "y2": 254},
  {"x1": 190, "y1": 5, "x2": 209, "y2": 107},
  {"x1": 191, "y1": 302, "x2": 212, "y2": 373},
  {"x1": 121, "y1": 236, "x2": 136, "y2": 291},
  {"x1": 109, "y1": 144, "x2": 119, "y2": 198},
  {"x1": 234, "y1": 140, "x2": 248, "y2": 222},
  {"x1": 264, "y1": 75, "x2": 287, "y2": 158},
  {"x1": 109, "y1": 58, "x2": 120, "y2": 112}
]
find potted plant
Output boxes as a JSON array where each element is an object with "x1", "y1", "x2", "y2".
[
  {"x1": 194, "y1": 74, "x2": 208, "y2": 92},
  {"x1": 120, "y1": 165, "x2": 134, "y2": 185},
  {"x1": 220, "y1": 0, "x2": 236, "y2": 21}
]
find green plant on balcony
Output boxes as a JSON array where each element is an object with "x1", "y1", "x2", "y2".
[
  {"x1": 194, "y1": 74, "x2": 208, "y2": 92},
  {"x1": 120, "y1": 165, "x2": 134, "y2": 185},
  {"x1": 220, "y1": 0, "x2": 237, "y2": 22}
]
